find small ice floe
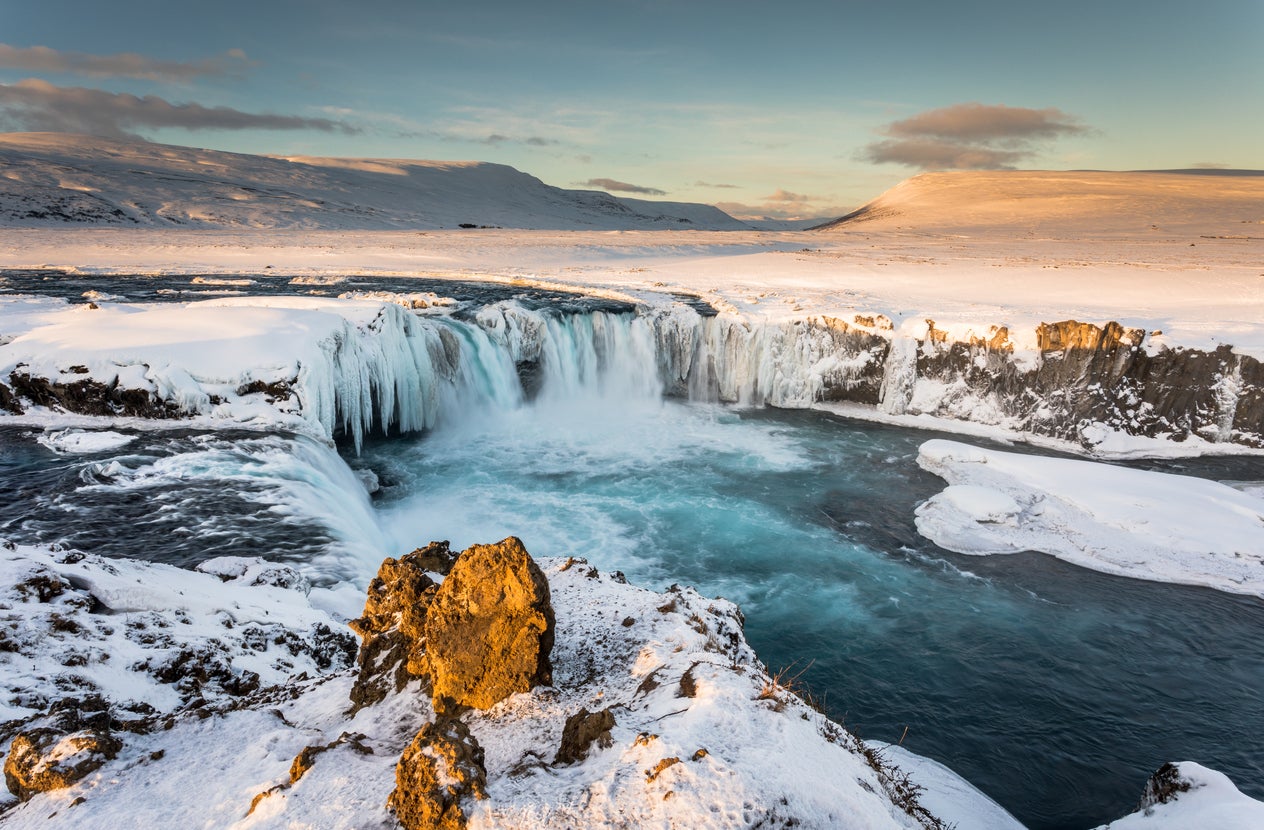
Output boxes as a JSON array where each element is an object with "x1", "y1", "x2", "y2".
[{"x1": 37, "y1": 428, "x2": 137, "y2": 454}]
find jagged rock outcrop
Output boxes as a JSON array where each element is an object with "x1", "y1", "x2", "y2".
[
  {"x1": 423, "y1": 537, "x2": 554, "y2": 712},
  {"x1": 4, "y1": 728, "x2": 122, "y2": 800},
  {"x1": 388, "y1": 717, "x2": 487, "y2": 830},
  {"x1": 346, "y1": 542, "x2": 448, "y2": 712}
]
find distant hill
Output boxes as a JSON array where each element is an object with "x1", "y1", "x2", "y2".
[
  {"x1": 0, "y1": 133, "x2": 750, "y2": 231},
  {"x1": 813, "y1": 169, "x2": 1264, "y2": 236}
]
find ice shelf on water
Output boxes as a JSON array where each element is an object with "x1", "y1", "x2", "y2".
[{"x1": 914, "y1": 439, "x2": 1264, "y2": 598}]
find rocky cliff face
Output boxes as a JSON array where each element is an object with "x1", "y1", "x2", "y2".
[{"x1": 880, "y1": 318, "x2": 1263, "y2": 448}]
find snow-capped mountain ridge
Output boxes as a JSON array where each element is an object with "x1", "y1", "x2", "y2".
[{"x1": 0, "y1": 133, "x2": 749, "y2": 230}]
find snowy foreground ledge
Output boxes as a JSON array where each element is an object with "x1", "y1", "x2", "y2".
[
  {"x1": 915, "y1": 439, "x2": 1264, "y2": 598},
  {"x1": 0, "y1": 541, "x2": 1024, "y2": 829}
]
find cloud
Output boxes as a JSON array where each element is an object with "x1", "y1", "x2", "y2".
[
  {"x1": 863, "y1": 102, "x2": 1088, "y2": 170},
  {"x1": 0, "y1": 79, "x2": 358, "y2": 139},
  {"x1": 1191, "y1": 161, "x2": 1230, "y2": 169},
  {"x1": 885, "y1": 103, "x2": 1085, "y2": 143},
  {"x1": 479, "y1": 133, "x2": 557, "y2": 147},
  {"x1": 762, "y1": 189, "x2": 813, "y2": 203},
  {"x1": 694, "y1": 180, "x2": 739, "y2": 189},
  {"x1": 864, "y1": 139, "x2": 1028, "y2": 170},
  {"x1": 578, "y1": 177, "x2": 666, "y2": 196},
  {"x1": 723, "y1": 193, "x2": 849, "y2": 219},
  {"x1": 0, "y1": 44, "x2": 255, "y2": 81}
]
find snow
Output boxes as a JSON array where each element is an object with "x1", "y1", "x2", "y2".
[
  {"x1": 35, "y1": 428, "x2": 136, "y2": 454},
  {"x1": 0, "y1": 133, "x2": 751, "y2": 231},
  {"x1": 0, "y1": 543, "x2": 353, "y2": 723},
  {"x1": 0, "y1": 296, "x2": 465, "y2": 449},
  {"x1": 914, "y1": 439, "x2": 1264, "y2": 597},
  {"x1": 865, "y1": 743, "x2": 1025, "y2": 830},
  {"x1": 0, "y1": 543, "x2": 1015, "y2": 828},
  {"x1": 815, "y1": 169, "x2": 1264, "y2": 238},
  {"x1": 4, "y1": 157, "x2": 1263, "y2": 453},
  {"x1": 1093, "y1": 762, "x2": 1264, "y2": 830}
]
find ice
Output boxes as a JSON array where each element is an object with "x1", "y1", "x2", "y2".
[
  {"x1": 914, "y1": 439, "x2": 1264, "y2": 597},
  {"x1": 36, "y1": 428, "x2": 136, "y2": 454}
]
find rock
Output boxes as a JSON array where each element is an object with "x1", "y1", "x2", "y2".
[
  {"x1": 388, "y1": 717, "x2": 487, "y2": 830},
  {"x1": 1139, "y1": 762, "x2": 1192, "y2": 809},
  {"x1": 423, "y1": 537, "x2": 554, "y2": 712},
  {"x1": 5, "y1": 369, "x2": 184, "y2": 419},
  {"x1": 289, "y1": 732, "x2": 373, "y2": 784},
  {"x1": 4, "y1": 726, "x2": 122, "y2": 801},
  {"x1": 346, "y1": 543, "x2": 444, "y2": 711},
  {"x1": 554, "y1": 706, "x2": 616, "y2": 765},
  {"x1": 195, "y1": 556, "x2": 310, "y2": 592},
  {"x1": 403, "y1": 540, "x2": 460, "y2": 576}
]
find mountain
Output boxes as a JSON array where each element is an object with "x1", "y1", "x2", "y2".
[
  {"x1": 813, "y1": 169, "x2": 1264, "y2": 236},
  {"x1": 0, "y1": 133, "x2": 750, "y2": 231}
]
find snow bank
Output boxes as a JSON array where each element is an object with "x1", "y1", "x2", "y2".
[
  {"x1": 866, "y1": 743, "x2": 1025, "y2": 830},
  {"x1": 0, "y1": 544, "x2": 1012, "y2": 829},
  {"x1": 0, "y1": 543, "x2": 355, "y2": 723},
  {"x1": 1094, "y1": 762, "x2": 1264, "y2": 829},
  {"x1": 914, "y1": 439, "x2": 1264, "y2": 597},
  {"x1": 0, "y1": 296, "x2": 463, "y2": 449}
]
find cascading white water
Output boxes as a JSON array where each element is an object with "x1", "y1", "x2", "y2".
[{"x1": 302, "y1": 300, "x2": 900, "y2": 449}]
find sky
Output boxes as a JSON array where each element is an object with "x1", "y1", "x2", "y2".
[{"x1": 0, "y1": 0, "x2": 1261, "y2": 219}]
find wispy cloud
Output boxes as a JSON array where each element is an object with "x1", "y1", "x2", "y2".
[
  {"x1": 577, "y1": 177, "x2": 666, "y2": 196},
  {"x1": 864, "y1": 103, "x2": 1088, "y2": 170},
  {"x1": 694, "y1": 180, "x2": 739, "y2": 189},
  {"x1": 0, "y1": 44, "x2": 255, "y2": 82},
  {"x1": 481, "y1": 133, "x2": 558, "y2": 147},
  {"x1": 762, "y1": 189, "x2": 813, "y2": 203},
  {"x1": 0, "y1": 79, "x2": 358, "y2": 139},
  {"x1": 715, "y1": 190, "x2": 849, "y2": 222}
]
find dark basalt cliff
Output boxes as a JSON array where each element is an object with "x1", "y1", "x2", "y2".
[{"x1": 890, "y1": 319, "x2": 1263, "y2": 447}]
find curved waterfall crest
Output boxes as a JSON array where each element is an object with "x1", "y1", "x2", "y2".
[{"x1": 299, "y1": 298, "x2": 1264, "y2": 451}]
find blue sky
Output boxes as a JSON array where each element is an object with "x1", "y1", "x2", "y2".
[{"x1": 1, "y1": 0, "x2": 1260, "y2": 218}]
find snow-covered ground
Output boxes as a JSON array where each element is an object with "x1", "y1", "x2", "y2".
[
  {"x1": 0, "y1": 133, "x2": 750, "y2": 231},
  {"x1": 0, "y1": 543, "x2": 1019, "y2": 828},
  {"x1": 1091, "y1": 762, "x2": 1264, "y2": 830},
  {"x1": 914, "y1": 439, "x2": 1264, "y2": 598}
]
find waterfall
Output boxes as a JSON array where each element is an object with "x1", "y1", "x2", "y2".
[{"x1": 274, "y1": 297, "x2": 1263, "y2": 451}]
